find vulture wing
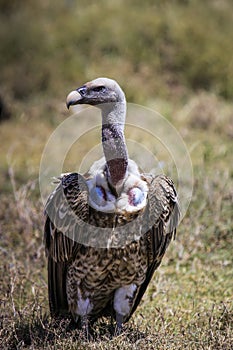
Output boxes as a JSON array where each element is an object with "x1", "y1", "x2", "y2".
[
  {"x1": 126, "y1": 174, "x2": 180, "y2": 321},
  {"x1": 44, "y1": 173, "x2": 89, "y2": 317}
]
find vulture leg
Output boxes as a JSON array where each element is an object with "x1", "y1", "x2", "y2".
[{"x1": 113, "y1": 284, "x2": 137, "y2": 334}]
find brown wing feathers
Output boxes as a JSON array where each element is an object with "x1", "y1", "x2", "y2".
[
  {"x1": 44, "y1": 173, "x2": 89, "y2": 316},
  {"x1": 126, "y1": 174, "x2": 180, "y2": 321}
]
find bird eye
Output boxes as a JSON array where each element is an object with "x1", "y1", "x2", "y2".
[{"x1": 92, "y1": 86, "x2": 106, "y2": 93}]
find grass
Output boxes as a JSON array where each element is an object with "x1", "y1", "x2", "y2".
[
  {"x1": 0, "y1": 91, "x2": 232, "y2": 349},
  {"x1": 0, "y1": 1, "x2": 233, "y2": 348}
]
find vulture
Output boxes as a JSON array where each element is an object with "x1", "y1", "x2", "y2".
[{"x1": 44, "y1": 77, "x2": 180, "y2": 335}]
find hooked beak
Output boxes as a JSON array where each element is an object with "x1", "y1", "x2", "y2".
[{"x1": 66, "y1": 86, "x2": 87, "y2": 109}]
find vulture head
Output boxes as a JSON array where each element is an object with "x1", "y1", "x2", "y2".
[{"x1": 66, "y1": 77, "x2": 126, "y2": 108}]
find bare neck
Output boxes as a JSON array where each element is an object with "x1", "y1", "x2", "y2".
[{"x1": 101, "y1": 102, "x2": 128, "y2": 189}]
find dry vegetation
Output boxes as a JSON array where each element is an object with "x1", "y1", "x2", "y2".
[{"x1": 0, "y1": 1, "x2": 233, "y2": 349}]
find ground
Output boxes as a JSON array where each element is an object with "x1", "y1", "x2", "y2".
[{"x1": 0, "y1": 91, "x2": 232, "y2": 349}]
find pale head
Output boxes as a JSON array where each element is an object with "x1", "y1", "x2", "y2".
[{"x1": 66, "y1": 77, "x2": 126, "y2": 108}]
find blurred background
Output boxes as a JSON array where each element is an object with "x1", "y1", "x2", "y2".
[
  {"x1": 0, "y1": 1, "x2": 232, "y2": 348},
  {"x1": 1, "y1": 0, "x2": 233, "y2": 102},
  {"x1": 0, "y1": 0, "x2": 233, "y2": 189}
]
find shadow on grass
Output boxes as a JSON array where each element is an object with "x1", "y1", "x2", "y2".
[{"x1": 5, "y1": 313, "x2": 150, "y2": 349}]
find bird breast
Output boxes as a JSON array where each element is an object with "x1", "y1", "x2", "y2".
[{"x1": 86, "y1": 168, "x2": 148, "y2": 213}]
